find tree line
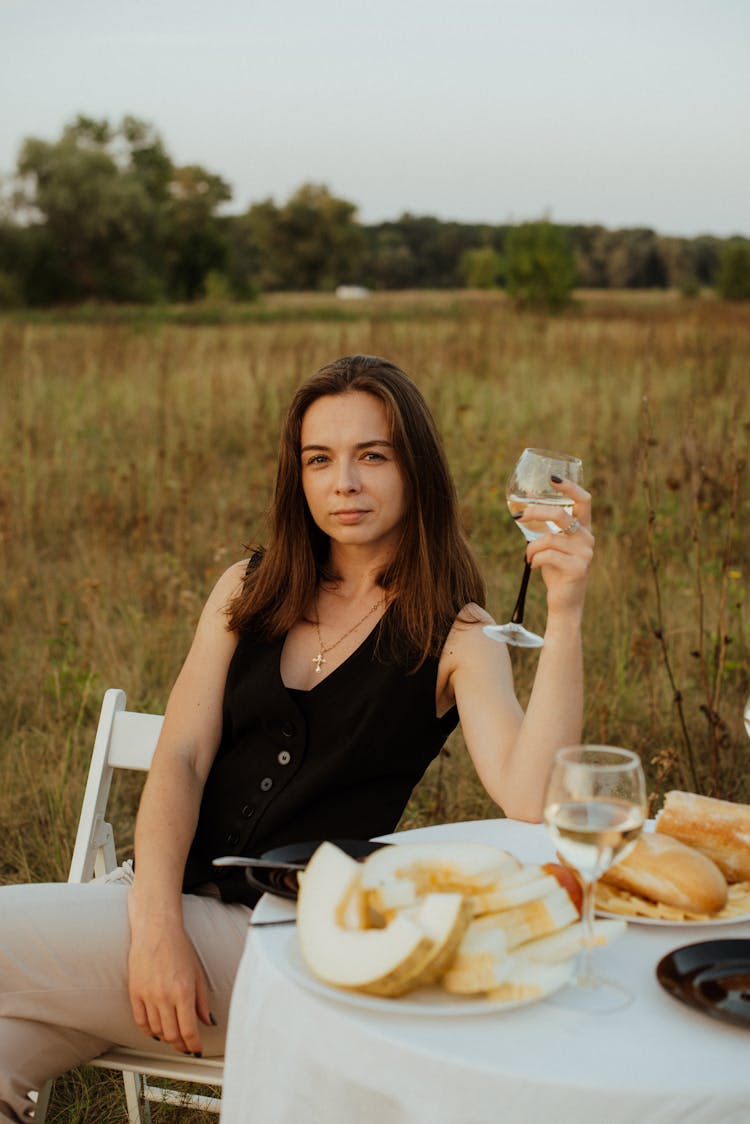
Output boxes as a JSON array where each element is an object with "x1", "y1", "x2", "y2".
[{"x1": 1, "y1": 115, "x2": 749, "y2": 308}]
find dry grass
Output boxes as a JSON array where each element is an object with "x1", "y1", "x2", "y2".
[
  {"x1": 0, "y1": 289, "x2": 748, "y2": 1117},
  {"x1": 1, "y1": 291, "x2": 749, "y2": 878}
]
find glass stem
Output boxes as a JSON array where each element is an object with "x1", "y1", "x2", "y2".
[
  {"x1": 510, "y1": 559, "x2": 532, "y2": 625},
  {"x1": 579, "y1": 877, "x2": 596, "y2": 984}
]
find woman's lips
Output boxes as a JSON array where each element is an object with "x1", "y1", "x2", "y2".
[{"x1": 332, "y1": 509, "x2": 370, "y2": 524}]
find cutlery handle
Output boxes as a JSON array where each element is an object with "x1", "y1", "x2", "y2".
[
  {"x1": 212, "y1": 855, "x2": 306, "y2": 871},
  {"x1": 250, "y1": 918, "x2": 297, "y2": 927}
]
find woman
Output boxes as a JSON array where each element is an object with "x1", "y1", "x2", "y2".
[{"x1": 0, "y1": 355, "x2": 592, "y2": 1120}]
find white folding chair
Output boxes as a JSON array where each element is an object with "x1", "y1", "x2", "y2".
[{"x1": 34, "y1": 688, "x2": 224, "y2": 1123}]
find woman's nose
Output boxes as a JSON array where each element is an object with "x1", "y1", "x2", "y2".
[{"x1": 335, "y1": 460, "x2": 361, "y2": 493}]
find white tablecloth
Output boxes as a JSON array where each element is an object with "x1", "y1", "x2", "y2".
[{"x1": 220, "y1": 819, "x2": 750, "y2": 1124}]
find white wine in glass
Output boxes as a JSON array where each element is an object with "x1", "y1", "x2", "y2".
[
  {"x1": 543, "y1": 745, "x2": 647, "y2": 1013},
  {"x1": 484, "y1": 447, "x2": 583, "y2": 648}
]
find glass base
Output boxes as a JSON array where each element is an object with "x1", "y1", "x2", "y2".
[
  {"x1": 545, "y1": 972, "x2": 634, "y2": 1014},
  {"x1": 483, "y1": 622, "x2": 544, "y2": 648}
]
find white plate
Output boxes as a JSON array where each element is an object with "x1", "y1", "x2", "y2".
[
  {"x1": 256, "y1": 928, "x2": 573, "y2": 1017},
  {"x1": 597, "y1": 908, "x2": 750, "y2": 928}
]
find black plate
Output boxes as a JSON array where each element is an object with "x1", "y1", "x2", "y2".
[
  {"x1": 243, "y1": 838, "x2": 389, "y2": 901},
  {"x1": 657, "y1": 939, "x2": 750, "y2": 1030}
]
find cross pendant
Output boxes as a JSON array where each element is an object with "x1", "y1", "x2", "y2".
[{"x1": 313, "y1": 652, "x2": 326, "y2": 673}]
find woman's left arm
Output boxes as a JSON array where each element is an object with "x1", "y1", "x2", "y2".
[{"x1": 443, "y1": 479, "x2": 594, "y2": 821}]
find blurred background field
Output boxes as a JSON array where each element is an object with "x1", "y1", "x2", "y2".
[{"x1": 1, "y1": 288, "x2": 748, "y2": 894}]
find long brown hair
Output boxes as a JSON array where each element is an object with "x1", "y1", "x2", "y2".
[{"x1": 228, "y1": 354, "x2": 485, "y2": 666}]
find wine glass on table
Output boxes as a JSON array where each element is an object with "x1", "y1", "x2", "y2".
[
  {"x1": 543, "y1": 745, "x2": 647, "y2": 1013},
  {"x1": 483, "y1": 448, "x2": 583, "y2": 648}
]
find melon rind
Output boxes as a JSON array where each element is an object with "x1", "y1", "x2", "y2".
[{"x1": 297, "y1": 842, "x2": 437, "y2": 996}]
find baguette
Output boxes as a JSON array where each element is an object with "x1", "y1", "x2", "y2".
[
  {"x1": 600, "y1": 831, "x2": 727, "y2": 914},
  {"x1": 655, "y1": 790, "x2": 750, "y2": 883}
]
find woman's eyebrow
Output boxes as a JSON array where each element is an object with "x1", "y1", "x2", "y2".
[{"x1": 300, "y1": 439, "x2": 394, "y2": 453}]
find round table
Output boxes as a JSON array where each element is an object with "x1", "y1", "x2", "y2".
[{"x1": 220, "y1": 819, "x2": 750, "y2": 1124}]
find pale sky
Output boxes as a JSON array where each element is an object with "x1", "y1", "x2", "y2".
[{"x1": 2, "y1": 0, "x2": 748, "y2": 237}]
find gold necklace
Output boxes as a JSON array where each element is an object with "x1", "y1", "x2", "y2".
[{"x1": 313, "y1": 595, "x2": 384, "y2": 674}]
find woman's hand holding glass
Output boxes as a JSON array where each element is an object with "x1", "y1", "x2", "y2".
[
  {"x1": 525, "y1": 475, "x2": 594, "y2": 621},
  {"x1": 484, "y1": 448, "x2": 593, "y2": 647}
]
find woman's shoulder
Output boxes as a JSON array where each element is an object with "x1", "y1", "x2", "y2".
[
  {"x1": 451, "y1": 601, "x2": 494, "y2": 633},
  {"x1": 435, "y1": 602, "x2": 508, "y2": 713},
  {"x1": 439, "y1": 602, "x2": 499, "y2": 665},
  {"x1": 207, "y1": 559, "x2": 253, "y2": 612}
]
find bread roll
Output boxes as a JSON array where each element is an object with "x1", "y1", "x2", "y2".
[
  {"x1": 600, "y1": 831, "x2": 727, "y2": 914},
  {"x1": 655, "y1": 790, "x2": 750, "y2": 883}
]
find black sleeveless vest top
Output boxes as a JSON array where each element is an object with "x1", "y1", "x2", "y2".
[{"x1": 182, "y1": 612, "x2": 459, "y2": 905}]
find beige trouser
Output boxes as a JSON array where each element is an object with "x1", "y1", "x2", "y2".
[{"x1": 0, "y1": 871, "x2": 252, "y2": 1123}]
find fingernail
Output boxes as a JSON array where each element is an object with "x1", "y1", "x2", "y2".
[
  {"x1": 550, "y1": 474, "x2": 563, "y2": 483},
  {"x1": 151, "y1": 1035, "x2": 161, "y2": 1042},
  {"x1": 193, "y1": 1051, "x2": 203, "y2": 1058},
  {"x1": 511, "y1": 512, "x2": 524, "y2": 520},
  {"x1": 209, "y1": 1012, "x2": 218, "y2": 1026}
]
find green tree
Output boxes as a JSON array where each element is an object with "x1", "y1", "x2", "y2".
[
  {"x1": 14, "y1": 116, "x2": 169, "y2": 301},
  {"x1": 459, "y1": 246, "x2": 502, "y2": 289},
  {"x1": 166, "y1": 164, "x2": 232, "y2": 300},
  {"x1": 7, "y1": 114, "x2": 232, "y2": 304},
  {"x1": 360, "y1": 225, "x2": 417, "y2": 289},
  {"x1": 237, "y1": 198, "x2": 285, "y2": 290},
  {"x1": 690, "y1": 236, "x2": 722, "y2": 287},
  {"x1": 717, "y1": 240, "x2": 750, "y2": 300},
  {"x1": 222, "y1": 213, "x2": 262, "y2": 299},
  {"x1": 365, "y1": 214, "x2": 491, "y2": 288},
  {"x1": 503, "y1": 220, "x2": 577, "y2": 310},
  {"x1": 604, "y1": 228, "x2": 668, "y2": 289},
  {"x1": 245, "y1": 184, "x2": 365, "y2": 291}
]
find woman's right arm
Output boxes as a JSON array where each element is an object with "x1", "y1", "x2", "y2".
[{"x1": 126, "y1": 561, "x2": 246, "y2": 1056}]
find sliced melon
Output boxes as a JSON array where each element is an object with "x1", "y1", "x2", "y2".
[
  {"x1": 517, "y1": 918, "x2": 627, "y2": 964},
  {"x1": 297, "y1": 842, "x2": 437, "y2": 997},
  {"x1": 471, "y1": 871, "x2": 560, "y2": 915},
  {"x1": 440, "y1": 917, "x2": 511, "y2": 994},
  {"x1": 486, "y1": 955, "x2": 574, "y2": 1002},
  {"x1": 361, "y1": 840, "x2": 520, "y2": 899},
  {"x1": 399, "y1": 893, "x2": 474, "y2": 987},
  {"x1": 463, "y1": 886, "x2": 578, "y2": 950},
  {"x1": 367, "y1": 876, "x2": 419, "y2": 919},
  {"x1": 443, "y1": 930, "x2": 512, "y2": 993},
  {"x1": 339, "y1": 876, "x2": 369, "y2": 930}
]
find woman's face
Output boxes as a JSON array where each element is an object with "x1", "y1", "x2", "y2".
[{"x1": 300, "y1": 391, "x2": 407, "y2": 557}]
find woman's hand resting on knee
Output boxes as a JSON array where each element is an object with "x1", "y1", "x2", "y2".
[{"x1": 127, "y1": 918, "x2": 213, "y2": 1056}]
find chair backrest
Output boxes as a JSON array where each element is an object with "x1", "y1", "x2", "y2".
[
  {"x1": 34, "y1": 689, "x2": 223, "y2": 1124},
  {"x1": 68, "y1": 687, "x2": 164, "y2": 883}
]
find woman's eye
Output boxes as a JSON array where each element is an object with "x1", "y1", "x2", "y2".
[
  {"x1": 362, "y1": 451, "x2": 385, "y2": 462},
  {"x1": 305, "y1": 454, "x2": 329, "y2": 466}
]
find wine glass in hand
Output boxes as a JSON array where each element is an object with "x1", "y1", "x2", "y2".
[
  {"x1": 543, "y1": 745, "x2": 647, "y2": 1013},
  {"x1": 484, "y1": 448, "x2": 583, "y2": 647}
]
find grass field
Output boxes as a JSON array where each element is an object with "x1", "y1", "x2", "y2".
[{"x1": 0, "y1": 288, "x2": 748, "y2": 1119}]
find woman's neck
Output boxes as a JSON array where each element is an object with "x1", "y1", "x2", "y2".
[{"x1": 323, "y1": 544, "x2": 391, "y2": 601}]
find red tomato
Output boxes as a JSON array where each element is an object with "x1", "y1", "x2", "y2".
[{"x1": 543, "y1": 862, "x2": 583, "y2": 916}]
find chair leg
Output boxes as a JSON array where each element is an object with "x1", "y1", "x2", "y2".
[
  {"x1": 31, "y1": 1081, "x2": 53, "y2": 1122},
  {"x1": 122, "y1": 1071, "x2": 152, "y2": 1124}
]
